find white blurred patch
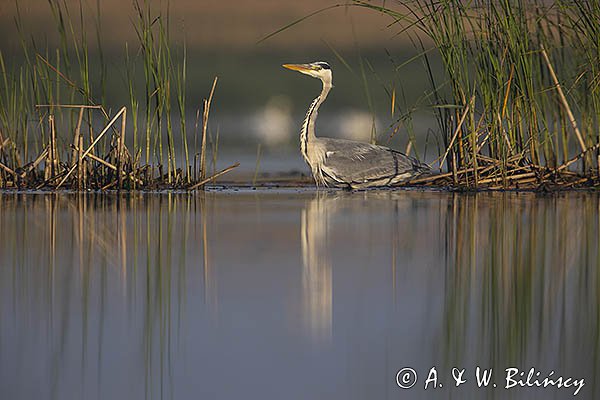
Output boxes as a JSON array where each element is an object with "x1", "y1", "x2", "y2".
[
  {"x1": 253, "y1": 95, "x2": 293, "y2": 147},
  {"x1": 336, "y1": 109, "x2": 378, "y2": 142}
]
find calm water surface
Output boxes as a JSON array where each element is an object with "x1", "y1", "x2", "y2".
[{"x1": 0, "y1": 190, "x2": 598, "y2": 400}]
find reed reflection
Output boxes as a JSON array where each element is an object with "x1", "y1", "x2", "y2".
[
  {"x1": 440, "y1": 193, "x2": 600, "y2": 396},
  {"x1": 0, "y1": 191, "x2": 599, "y2": 399},
  {"x1": 0, "y1": 193, "x2": 207, "y2": 400}
]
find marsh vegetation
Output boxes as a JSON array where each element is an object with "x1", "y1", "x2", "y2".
[
  {"x1": 0, "y1": 0, "x2": 236, "y2": 190},
  {"x1": 1, "y1": 0, "x2": 600, "y2": 190},
  {"x1": 353, "y1": 0, "x2": 600, "y2": 189}
]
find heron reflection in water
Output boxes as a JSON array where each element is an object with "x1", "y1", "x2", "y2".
[{"x1": 301, "y1": 193, "x2": 336, "y2": 341}]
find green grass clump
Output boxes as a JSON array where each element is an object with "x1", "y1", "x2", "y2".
[
  {"x1": 353, "y1": 0, "x2": 600, "y2": 189},
  {"x1": 0, "y1": 0, "x2": 230, "y2": 190}
]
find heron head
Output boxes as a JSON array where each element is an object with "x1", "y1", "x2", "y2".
[{"x1": 283, "y1": 61, "x2": 332, "y2": 84}]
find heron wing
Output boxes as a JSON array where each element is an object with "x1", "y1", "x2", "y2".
[{"x1": 319, "y1": 138, "x2": 425, "y2": 185}]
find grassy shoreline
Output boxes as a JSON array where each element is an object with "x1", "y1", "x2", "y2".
[
  {"x1": 0, "y1": 0, "x2": 239, "y2": 190},
  {"x1": 2, "y1": 0, "x2": 600, "y2": 191},
  {"x1": 353, "y1": 0, "x2": 600, "y2": 190}
]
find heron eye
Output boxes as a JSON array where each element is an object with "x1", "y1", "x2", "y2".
[{"x1": 314, "y1": 62, "x2": 330, "y2": 70}]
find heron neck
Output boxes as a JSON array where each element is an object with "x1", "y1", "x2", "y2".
[{"x1": 300, "y1": 82, "x2": 331, "y2": 161}]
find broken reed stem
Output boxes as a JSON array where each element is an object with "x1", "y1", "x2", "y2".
[
  {"x1": 200, "y1": 77, "x2": 218, "y2": 181},
  {"x1": 496, "y1": 112, "x2": 515, "y2": 156},
  {"x1": 47, "y1": 115, "x2": 59, "y2": 181},
  {"x1": 36, "y1": 104, "x2": 103, "y2": 109},
  {"x1": 477, "y1": 172, "x2": 537, "y2": 185},
  {"x1": 0, "y1": 131, "x2": 8, "y2": 153},
  {"x1": 471, "y1": 116, "x2": 478, "y2": 188},
  {"x1": 72, "y1": 108, "x2": 84, "y2": 165},
  {"x1": 0, "y1": 160, "x2": 16, "y2": 176},
  {"x1": 30, "y1": 147, "x2": 49, "y2": 173},
  {"x1": 52, "y1": 115, "x2": 57, "y2": 177},
  {"x1": 117, "y1": 108, "x2": 127, "y2": 190},
  {"x1": 541, "y1": 47, "x2": 587, "y2": 154},
  {"x1": 71, "y1": 144, "x2": 143, "y2": 185},
  {"x1": 452, "y1": 153, "x2": 458, "y2": 184},
  {"x1": 438, "y1": 96, "x2": 473, "y2": 169},
  {"x1": 71, "y1": 144, "x2": 112, "y2": 168},
  {"x1": 57, "y1": 106, "x2": 127, "y2": 188},
  {"x1": 556, "y1": 142, "x2": 600, "y2": 172},
  {"x1": 77, "y1": 133, "x2": 84, "y2": 189},
  {"x1": 200, "y1": 99, "x2": 208, "y2": 180},
  {"x1": 410, "y1": 164, "x2": 487, "y2": 183},
  {"x1": 188, "y1": 162, "x2": 239, "y2": 191},
  {"x1": 405, "y1": 140, "x2": 413, "y2": 157}
]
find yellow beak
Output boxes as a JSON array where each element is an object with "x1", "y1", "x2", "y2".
[{"x1": 282, "y1": 63, "x2": 313, "y2": 72}]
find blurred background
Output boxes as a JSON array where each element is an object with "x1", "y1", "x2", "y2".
[{"x1": 0, "y1": 1, "x2": 437, "y2": 175}]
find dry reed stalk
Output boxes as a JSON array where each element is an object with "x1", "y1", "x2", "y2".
[
  {"x1": 77, "y1": 133, "x2": 84, "y2": 189},
  {"x1": 477, "y1": 172, "x2": 537, "y2": 185},
  {"x1": 52, "y1": 115, "x2": 58, "y2": 176},
  {"x1": 100, "y1": 180, "x2": 117, "y2": 191},
  {"x1": 193, "y1": 153, "x2": 198, "y2": 181},
  {"x1": 438, "y1": 96, "x2": 473, "y2": 169},
  {"x1": 548, "y1": 142, "x2": 600, "y2": 179},
  {"x1": 409, "y1": 164, "x2": 489, "y2": 184},
  {"x1": 13, "y1": 146, "x2": 50, "y2": 187},
  {"x1": 36, "y1": 104, "x2": 103, "y2": 109},
  {"x1": 405, "y1": 140, "x2": 413, "y2": 157},
  {"x1": 36, "y1": 170, "x2": 69, "y2": 189},
  {"x1": 541, "y1": 47, "x2": 587, "y2": 154},
  {"x1": 27, "y1": 147, "x2": 49, "y2": 174},
  {"x1": 496, "y1": 113, "x2": 515, "y2": 155},
  {"x1": 471, "y1": 127, "x2": 478, "y2": 187},
  {"x1": 188, "y1": 162, "x2": 239, "y2": 191},
  {"x1": 47, "y1": 115, "x2": 59, "y2": 181},
  {"x1": 564, "y1": 177, "x2": 592, "y2": 187},
  {"x1": 57, "y1": 106, "x2": 127, "y2": 188},
  {"x1": 0, "y1": 131, "x2": 7, "y2": 154},
  {"x1": 45, "y1": 118, "x2": 51, "y2": 180},
  {"x1": 414, "y1": 162, "x2": 534, "y2": 187},
  {"x1": 36, "y1": 104, "x2": 104, "y2": 160},
  {"x1": 200, "y1": 77, "x2": 218, "y2": 182},
  {"x1": 88, "y1": 117, "x2": 96, "y2": 158},
  {"x1": 0, "y1": 161, "x2": 16, "y2": 177},
  {"x1": 0, "y1": 137, "x2": 8, "y2": 180},
  {"x1": 562, "y1": 143, "x2": 600, "y2": 170},
  {"x1": 477, "y1": 155, "x2": 544, "y2": 174},
  {"x1": 200, "y1": 98, "x2": 209, "y2": 179},
  {"x1": 71, "y1": 144, "x2": 143, "y2": 185},
  {"x1": 71, "y1": 108, "x2": 84, "y2": 165},
  {"x1": 117, "y1": 108, "x2": 127, "y2": 190}
]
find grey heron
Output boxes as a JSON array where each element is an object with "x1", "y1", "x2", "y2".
[{"x1": 283, "y1": 61, "x2": 430, "y2": 189}]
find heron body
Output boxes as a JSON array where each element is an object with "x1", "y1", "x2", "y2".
[{"x1": 283, "y1": 61, "x2": 430, "y2": 189}]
